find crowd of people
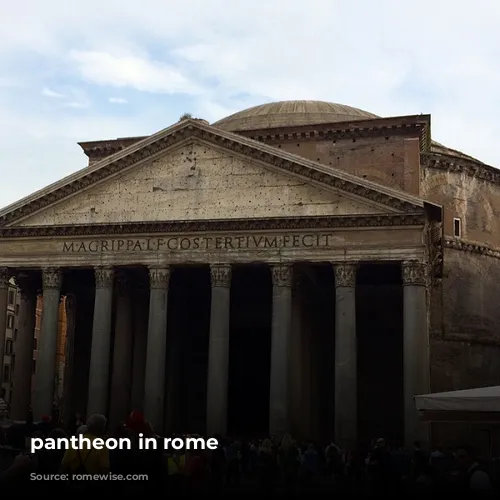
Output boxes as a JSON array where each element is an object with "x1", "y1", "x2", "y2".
[{"x1": 0, "y1": 405, "x2": 498, "y2": 496}]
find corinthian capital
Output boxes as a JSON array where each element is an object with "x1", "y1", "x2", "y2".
[
  {"x1": 334, "y1": 263, "x2": 357, "y2": 287},
  {"x1": 210, "y1": 264, "x2": 232, "y2": 288},
  {"x1": 42, "y1": 268, "x2": 62, "y2": 290},
  {"x1": 94, "y1": 267, "x2": 114, "y2": 289},
  {"x1": 0, "y1": 267, "x2": 9, "y2": 290},
  {"x1": 402, "y1": 261, "x2": 427, "y2": 286},
  {"x1": 271, "y1": 264, "x2": 293, "y2": 287},
  {"x1": 149, "y1": 267, "x2": 171, "y2": 290}
]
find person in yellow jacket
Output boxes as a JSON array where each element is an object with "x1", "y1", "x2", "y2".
[
  {"x1": 167, "y1": 451, "x2": 186, "y2": 475},
  {"x1": 166, "y1": 449, "x2": 186, "y2": 494}
]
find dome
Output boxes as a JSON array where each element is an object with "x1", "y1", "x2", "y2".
[
  {"x1": 212, "y1": 99, "x2": 483, "y2": 165},
  {"x1": 212, "y1": 100, "x2": 379, "y2": 132}
]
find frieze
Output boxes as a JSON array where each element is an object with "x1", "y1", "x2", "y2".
[
  {"x1": 0, "y1": 214, "x2": 425, "y2": 239},
  {"x1": 0, "y1": 122, "x2": 424, "y2": 227},
  {"x1": 271, "y1": 264, "x2": 293, "y2": 287},
  {"x1": 334, "y1": 263, "x2": 357, "y2": 287},
  {"x1": 42, "y1": 268, "x2": 62, "y2": 290},
  {"x1": 210, "y1": 264, "x2": 232, "y2": 287},
  {"x1": 61, "y1": 233, "x2": 339, "y2": 254}
]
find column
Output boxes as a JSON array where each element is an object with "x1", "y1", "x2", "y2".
[
  {"x1": 10, "y1": 274, "x2": 37, "y2": 421},
  {"x1": 33, "y1": 268, "x2": 62, "y2": 419},
  {"x1": 334, "y1": 263, "x2": 357, "y2": 450},
  {"x1": 402, "y1": 260, "x2": 430, "y2": 447},
  {"x1": 62, "y1": 294, "x2": 76, "y2": 425},
  {"x1": 206, "y1": 264, "x2": 232, "y2": 436},
  {"x1": 290, "y1": 271, "x2": 304, "y2": 438},
  {"x1": 269, "y1": 263, "x2": 293, "y2": 437},
  {"x1": 109, "y1": 273, "x2": 134, "y2": 426},
  {"x1": 87, "y1": 267, "x2": 114, "y2": 417},
  {"x1": 0, "y1": 268, "x2": 9, "y2": 387},
  {"x1": 144, "y1": 266, "x2": 170, "y2": 433}
]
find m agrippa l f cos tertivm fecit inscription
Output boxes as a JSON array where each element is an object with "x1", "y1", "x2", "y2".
[{"x1": 61, "y1": 233, "x2": 338, "y2": 253}]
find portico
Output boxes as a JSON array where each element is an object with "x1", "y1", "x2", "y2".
[{"x1": 0, "y1": 118, "x2": 436, "y2": 447}]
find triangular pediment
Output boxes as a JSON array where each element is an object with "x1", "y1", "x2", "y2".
[{"x1": 0, "y1": 119, "x2": 426, "y2": 229}]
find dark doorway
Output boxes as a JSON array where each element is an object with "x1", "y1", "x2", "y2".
[
  {"x1": 170, "y1": 266, "x2": 211, "y2": 434},
  {"x1": 228, "y1": 265, "x2": 272, "y2": 437},
  {"x1": 66, "y1": 268, "x2": 95, "y2": 418},
  {"x1": 356, "y1": 263, "x2": 404, "y2": 447},
  {"x1": 299, "y1": 264, "x2": 335, "y2": 441}
]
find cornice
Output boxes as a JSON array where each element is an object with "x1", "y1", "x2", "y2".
[
  {"x1": 434, "y1": 332, "x2": 500, "y2": 348},
  {"x1": 0, "y1": 121, "x2": 426, "y2": 228},
  {"x1": 0, "y1": 214, "x2": 426, "y2": 238},
  {"x1": 81, "y1": 116, "x2": 430, "y2": 159},
  {"x1": 241, "y1": 120, "x2": 429, "y2": 153},
  {"x1": 444, "y1": 237, "x2": 500, "y2": 260},
  {"x1": 422, "y1": 153, "x2": 500, "y2": 188}
]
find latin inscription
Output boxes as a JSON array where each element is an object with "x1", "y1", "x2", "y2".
[{"x1": 61, "y1": 234, "x2": 336, "y2": 253}]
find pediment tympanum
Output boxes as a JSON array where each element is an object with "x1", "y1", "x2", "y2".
[{"x1": 0, "y1": 119, "x2": 426, "y2": 229}]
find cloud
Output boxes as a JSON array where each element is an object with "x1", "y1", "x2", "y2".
[
  {"x1": 70, "y1": 50, "x2": 201, "y2": 95},
  {"x1": 109, "y1": 97, "x2": 128, "y2": 104},
  {"x1": 1, "y1": 0, "x2": 500, "y2": 208},
  {"x1": 42, "y1": 87, "x2": 65, "y2": 98}
]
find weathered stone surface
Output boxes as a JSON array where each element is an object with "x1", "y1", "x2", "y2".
[
  {"x1": 16, "y1": 142, "x2": 393, "y2": 227},
  {"x1": 422, "y1": 168, "x2": 500, "y2": 245},
  {"x1": 439, "y1": 248, "x2": 500, "y2": 347},
  {"x1": 275, "y1": 136, "x2": 421, "y2": 196},
  {"x1": 0, "y1": 227, "x2": 425, "y2": 268}
]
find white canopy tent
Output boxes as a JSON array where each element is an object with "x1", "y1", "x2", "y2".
[
  {"x1": 415, "y1": 386, "x2": 500, "y2": 413},
  {"x1": 415, "y1": 387, "x2": 500, "y2": 458}
]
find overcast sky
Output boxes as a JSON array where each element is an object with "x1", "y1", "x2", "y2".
[{"x1": 1, "y1": 0, "x2": 499, "y2": 209}]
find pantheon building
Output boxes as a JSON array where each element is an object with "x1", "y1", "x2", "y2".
[{"x1": 0, "y1": 100, "x2": 498, "y2": 449}]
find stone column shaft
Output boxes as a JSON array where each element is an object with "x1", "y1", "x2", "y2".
[
  {"x1": 290, "y1": 273, "x2": 304, "y2": 438},
  {"x1": 10, "y1": 275, "x2": 37, "y2": 421},
  {"x1": 144, "y1": 267, "x2": 170, "y2": 433},
  {"x1": 87, "y1": 267, "x2": 114, "y2": 417},
  {"x1": 334, "y1": 263, "x2": 357, "y2": 450},
  {"x1": 33, "y1": 268, "x2": 62, "y2": 419},
  {"x1": 109, "y1": 274, "x2": 134, "y2": 426},
  {"x1": 62, "y1": 294, "x2": 76, "y2": 425},
  {"x1": 206, "y1": 264, "x2": 231, "y2": 436},
  {"x1": 269, "y1": 264, "x2": 293, "y2": 437},
  {"x1": 402, "y1": 261, "x2": 430, "y2": 447},
  {"x1": 0, "y1": 268, "x2": 10, "y2": 387}
]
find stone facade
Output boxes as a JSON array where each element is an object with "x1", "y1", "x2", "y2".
[
  {"x1": 1, "y1": 278, "x2": 19, "y2": 401},
  {"x1": 0, "y1": 100, "x2": 495, "y2": 449}
]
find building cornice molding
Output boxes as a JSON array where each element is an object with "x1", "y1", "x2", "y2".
[
  {"x1": 444, "y1": 237, "x2": 500, "y2": 260},
  {"x1": 422, "y1": 153, "x2": 500, "y2": 188},
  {"x1": 241, "y1": 119, "x2": 430, "y2": 152},
  {"x1": 0, "y1": 121, "x2": 427, "y2": 228},
  {"x1": 81, "y1": 116, "x2": 431, "y2": 160},
  {"x1": 433, "y1": 331, "x2": 500, "y2": 348},
  {"x1": 0, "y1": 214, "x2": 426, "y2": 239}
]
